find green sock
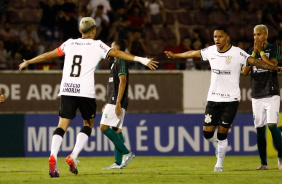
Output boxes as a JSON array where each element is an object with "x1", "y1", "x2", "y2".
[
  {"x1": 114, "y1": 132, "x2": 124, "y2": 165},
  {"x1": 268, "y1": 124, "x2": 282, "y2": 158},
  {"x1": 102, "y1": 128, "x2": 129, "y2": 155},
  {"x1": 257, "y1": 126, "x2": 267, "y2": 165}
]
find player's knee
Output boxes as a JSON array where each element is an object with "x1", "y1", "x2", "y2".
[
  {"x1": 217, "y1": 133, "x2": 228, "y2": 141},
  {"x1": 100, "y1": 124, "x2": 108, "y2": 132},
  {"x1": 203, "y1": 131, "x2": 214, "y2": 140},
  {"x1": 53, "y1": 127, "x2": 65, "y2": 138},
  {"x1": 80, "y1": 126, "x2": 92, "y2": 137}
]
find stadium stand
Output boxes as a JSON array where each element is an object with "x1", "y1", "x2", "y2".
[{"x1": 1, "y1": 0, "x2": 281, "y2": 70}]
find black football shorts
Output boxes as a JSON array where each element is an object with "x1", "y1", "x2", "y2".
[
  {"x1": 203, "y1": 101, "x2": 239, "y2": 128},
  {"x1": 59, "y1": 95, "x2": 97, "y2": 120}
]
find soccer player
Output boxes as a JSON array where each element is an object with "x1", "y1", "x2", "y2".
[
  {"x1": 18, "y1": 17, "x2": 158, "y2": 178},
  {"x1": 164, "y1": 26, "x2": 281, "y2": 172},
  {"x1": 242, "y1": 24, "x2": 282, "y2": 170},
  {"x1": 100, "y1": 40, "x2": 132, "y2": 170},
  {"x1": 0, "y1": 91, "x2": 6, "y2": 102}
]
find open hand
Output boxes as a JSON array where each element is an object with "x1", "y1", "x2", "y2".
[
  {"x1": 19, "y1": 59, "x2": 29, "y2": 71},
  {"x1": 147, "y1": 59, "x2": 158, "y2": 70},
  {"x1": 164, "y1": 51, "x2": 174, "y2": 58},
  {"x1": 254, "y1": 39, "x2": 265, "y2": 52}
]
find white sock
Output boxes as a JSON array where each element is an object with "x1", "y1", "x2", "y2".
[
  {"x1": 71, "y1": 132, "x2": 89, "y2": 160},
  {"x1": 207, "y1": 129, "x2": 218, "y2": 143},
  {"x1": 50, "y1": 135, "x2": 63, "y2": 161},
  {"x1": 215, "y1": 139, "x2": 228, "y2": 168}
]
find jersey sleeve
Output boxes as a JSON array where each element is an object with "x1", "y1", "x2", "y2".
[
  {"x1": 97, "y1": 40, "x2": 112, "y2": 59},
  {"x1": 200, "y1": 47, "x2": 210, "y2": 61},
  {"x1": 117, "y1": 59, "x2": 128, "y2": 76},
  {"x1": 238, "y1": 48, "x2": 250, "y2": 66},
  {"x1": 56, "y1": 39, "x2": 70, "y2": 56}
]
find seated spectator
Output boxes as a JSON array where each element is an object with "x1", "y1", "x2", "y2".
[
  {"x1": 15, "y1": 39, "x2": 37, "y2": 70},
  {"x1": 126, "y1": 6, "x2": 146, "y2": 40},
  {"x1": 0, "y1": 21, "x2": 20, "y2": 57},
  {"x1": 261, "y1": 0, "x2": 282, "y2": 30},
  {"x1": 128, "y1": 32, "x2": 147, "y2": 70},
  {"x1": 19, "y1": 24, "x2": 45, "y2": 55},
  {"x1": 39, "y1": 0, "x2": 60, "y2": 43},
  {"x1": 145, "y1": 0, "x2": 166, "y2": 25},
  {"x1": 87, "y1": 0, "x2": 112, "y2": 17},
  {"x1": 0, "y1": 39, "x2": 10, "y2": 69},
  {"x1": 57, "y1": 0, "x2": 80, "y2": 40},
  {"x1": 179, "y1": 37, "x2": 195, "y2": 70},
  {"x1": 94, "y1": 5, "x2": 110, "y2": 40},
  {"x1": 126, "y1": 0, "x2": 145, "y2": 15}
]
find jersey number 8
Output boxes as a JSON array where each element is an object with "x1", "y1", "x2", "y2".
[{"x1": 70, "y1": 55, "x2": 82, "y2": 77}]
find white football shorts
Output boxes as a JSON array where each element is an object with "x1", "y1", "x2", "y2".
[
  {"x1": 100, "y1": 104, "x2": 125, "y2": 129},
  {"x1": 252, "y1": 95, "x2": 280, "y2": 128}
]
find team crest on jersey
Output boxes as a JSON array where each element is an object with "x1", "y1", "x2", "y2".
[
  {"x1": 205, "y1": 114, "x2": 212, "y2": 123},
  {"x1": 225, "y1": 56, "x2": 232, "y2": 65}
]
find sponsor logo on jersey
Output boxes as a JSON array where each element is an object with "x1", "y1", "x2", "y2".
[
  {"x1": 205, "y1": 114, "x2": 212, "y2": 123},
  {"x1": 211, "y1": 92, "x2": 230, "y2": 98},
  {"x1": 212, "y1": 69, "x2": 231, "y2": 75},
  {"x1": 240, "y1": 52, "x2": 247, "y2": 59},
  {"x1": 62, "y1": 82, "x2": 81, "y2": 94},
  {"x1": 100, "y1": 44, "x2": 107, "y2": 53},
  {"x1": 225, "y1": 56, "x2": 232, "y2": 65},
  {"x1": 252, "y1": 66, "x2": 268, "y2": 73}
]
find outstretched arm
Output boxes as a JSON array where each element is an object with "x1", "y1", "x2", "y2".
[
  {"x1": 19, "y1": 49, "x2": 59, "y2": 71},
  {"x1": 108, "y1": 49, "x2": 158, "y2": 70},
  {"x1": 164, "y1": 50, "x2": 201, "y2": 59}
]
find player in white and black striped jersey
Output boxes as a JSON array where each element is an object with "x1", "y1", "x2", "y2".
[
  {"x1": 19, "y1": 17, "x2": 158, "y2": 178},
  {"x1": 165, "y1": 26, "x2": 282, "y2": 172},
  {"x1": 242, "y1": 24, "x2": 282, "y2": 171}
]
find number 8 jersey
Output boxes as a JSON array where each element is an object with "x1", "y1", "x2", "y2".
[{"x1": 56, "y1": 38, "x2": 112, "y2": 98}]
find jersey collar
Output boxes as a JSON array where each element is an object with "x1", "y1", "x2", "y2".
[
  {"x1": 263, "y1": 42, "x2": 270, "y2": 50},
  {"x1": 217, "y1": 45, "x2": 232, "y2": 53}
]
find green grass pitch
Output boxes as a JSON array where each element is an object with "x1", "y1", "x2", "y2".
[{"x1": 0, "y1": 156, "x2": 281, "y2": 184}]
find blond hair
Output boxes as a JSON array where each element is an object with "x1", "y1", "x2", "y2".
[
  {"x1": 79, "y1": 17, "x2": 96, "y2": 33},
  {"x1": 254, "y1": 24, "x2": 268, "y2": 34}
]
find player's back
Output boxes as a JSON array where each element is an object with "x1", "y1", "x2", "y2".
[{"x1": 58, "y1": 38, "x2": 111, "y2": 98}]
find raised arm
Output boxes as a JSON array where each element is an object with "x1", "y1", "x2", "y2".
[
  {"x1": 164, "y1": 50, "x2": 201, "y2": 59},
  {"x1": 19, "y1": 49, "x2": 59, "y2": 71},
  {"x1": 254, "y1": 39, "x2": 278, "y2": 67},
  {"x1": 108, "y1": 49, "x2": 158, "y2": 70}
]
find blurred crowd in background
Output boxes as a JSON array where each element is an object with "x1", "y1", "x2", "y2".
[{"x1": 0, "y1": 0, "x2": 282, "y2": 70}]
